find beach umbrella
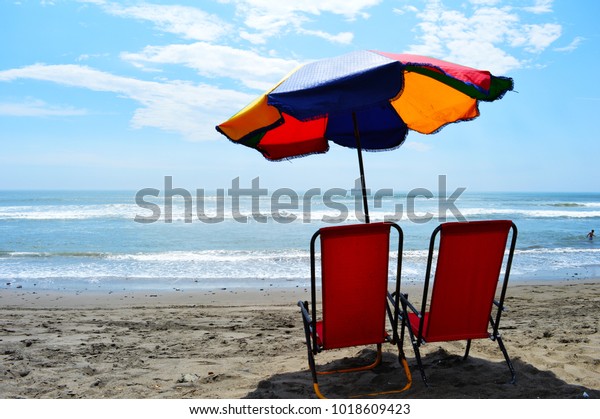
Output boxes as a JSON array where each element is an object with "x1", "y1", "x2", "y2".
[{"x1": 216, "y1": 50, "x2": 513, "y2": 222}]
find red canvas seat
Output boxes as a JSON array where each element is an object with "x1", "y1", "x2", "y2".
[
  {"x1": 400, "y1": 220, "x2": 518, "y2": 385},
  {"x1": 298, "y1": 222, "x2": 411, "y2": 398}
]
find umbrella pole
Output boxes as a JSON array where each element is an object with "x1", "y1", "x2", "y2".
[{"x1": 352, "y1": 112, "x2": 370, "y2": 224}]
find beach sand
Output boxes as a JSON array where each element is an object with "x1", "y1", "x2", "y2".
[{"x1": 0, "y1": 280, "x2": 598, "y2": 399}]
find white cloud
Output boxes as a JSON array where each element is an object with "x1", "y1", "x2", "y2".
[
  {"x1": 83, "y1": 0, "x2": 370, "y2": 45},
  {"x1": 296, "y1": 29, "x2": 354, "y2": 45},
  {"x1": 0, "y1": 99, "x2": 87, "y2": 117},
  {"x1": 229, "y1": 0, "x2": 380, "y2": 44},
  {"x1": 468, "y1": 0, "x2": 501, "y2": 5},
  {"x1": 0, "y1": 64, "x2": 254, "y2": 141},
  {"x1": 522, "y1": 0, "x2": 554, "y2": 14},
  {"x1": 404, "y1": 141, "x2": 433, "y2": 152},
  {"x1": 554, "y1": 36, "x2": 584, "y2": 53},
  {"x1": 83, "y1": 1, "x2": 231, "y2": 41},
  {"x1": 76, "y1": 53, "x2": 109, "y2": 62},
  {"x1": 393, "y1": 5, "x2": 418, "y2": 15},
  {"x1": 233, "y1": 0, "x2": 381, "y2": 20},
  {"x1": 405, "y1": 0, "x2": 562, "y2": 74},
  {"x1": 121, "y1": 42, "x2": 301, "y2": 91},
  {"x1": 521, "y1": 23, "x2": 562, "y2": 53}
]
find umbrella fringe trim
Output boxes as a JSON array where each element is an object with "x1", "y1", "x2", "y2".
[{"x1": 262, "y1": 146, "x2": 331, "y2": 162}]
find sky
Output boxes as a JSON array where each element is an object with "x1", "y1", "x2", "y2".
[{"x1": 0, "y1": 0, "x2": 598, "y2": 193}]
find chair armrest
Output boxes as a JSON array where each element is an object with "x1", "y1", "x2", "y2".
[
  {"x1": 298, "y1": 300, "x2": 320, "y2": 355},
  {"x1": 298, "y1": 300, "x2": 312, "y2": 324},
  {"x1": 493, "y1": 299, "x2": 509, "y2": 311},
  {"x1": 399, "y1": 293, "x2": 422, "y2": 318},
  {"x1": 386, "y1": 292, "x2": 402, "y2": 343}
]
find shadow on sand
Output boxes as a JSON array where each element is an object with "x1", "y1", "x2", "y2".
[{"x1": 244, "y1": 348, "x2": 599, "y2": 399}]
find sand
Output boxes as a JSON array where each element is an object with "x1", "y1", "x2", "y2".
[{"x1": 0, "y1": 280, "x2": 598, "y2": 399}]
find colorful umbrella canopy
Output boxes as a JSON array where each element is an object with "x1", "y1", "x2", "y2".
[
  {"x1": 217, "y1": 50, "x2": 513, "y2": 160},
  {"x1": 216, "y1": 50, "x2": 513, "y2": 221}
]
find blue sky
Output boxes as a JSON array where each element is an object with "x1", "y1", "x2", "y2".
[{"x1": 0, "y1": 0, "x2": 598, "y2": 193}]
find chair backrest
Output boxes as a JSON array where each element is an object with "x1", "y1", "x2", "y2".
[
  {"x1": 423, "y1": 220, "x2": 514, "y2": 342},
  {"x1": 316, "y1": 223, "x2": 394, "y2": 350}
]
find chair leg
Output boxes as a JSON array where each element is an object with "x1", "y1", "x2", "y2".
[
  {"x1": 411, "y1": 342, "x2": 428, "y2": 386},
  {"x1": 395, "y1": 343, "x2": 413, "y2": 390},
  {"x1": 463, "y1": 339, "x2": 472, "y2": 360},
  {"x1": 298, "y1": 301, "x2": 323, "y2": 397},
  {"x1": 496, "y1": 335, "x2": 516, "y2": 384},
  {"x1": 308, "y1": 349, "x2": 327, "y2": 398},
  {"x1": 404, "y1": 325, "x2": 428, "y2": 386},
  {"x1": 399, "y1": 296, "x2": 428, "y2": 387}
]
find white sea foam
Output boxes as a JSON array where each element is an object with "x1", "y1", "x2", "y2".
[
  {"x1": 459, "y1": 208, "x2": 600, "y2": 218},
  {"x1": 0, "y1": 204, "x2": 136, "y2": 220},
  {"x1": 4, "y1": 199, "x2": 599, "y2": 222},
  {"x1": 2, "y1": 245, "x2": 598, "y2": 287},
  {"x1": 107, "y1": 249, "x2": 309, "y2": 262}
]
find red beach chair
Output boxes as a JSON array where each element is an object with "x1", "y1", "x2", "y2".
[
  {"x1": 298, "y1": 222, "x2": 412, "y2": 398},
  {"x1": 399, "y1": 220, "x2": 518, "y2": 386}
]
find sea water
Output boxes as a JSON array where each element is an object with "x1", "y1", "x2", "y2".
[{"x1": 1, "y1": 190, "x2": 599, "y2": 291}]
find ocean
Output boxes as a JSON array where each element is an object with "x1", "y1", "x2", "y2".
[{"x1": 1, "y1": 189, "x2": 599, "y2": 292}]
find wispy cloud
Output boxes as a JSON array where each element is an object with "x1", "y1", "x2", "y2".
[
  {"x1": 231, "y1": 0, "x2": 380, "y2": 44},
  {"x1": 120, "y1": 42, "x2": 301, "y2": 91},
  {"x1": 522, "y1": 0, "x2": 554, "y2": 14},
  {"x1": 82, "y1": 0, "x2": 369, "y2": 45},
  {"x1": 0, "y1": 99, "x2": 87, "y2": 117},
  {"x1": 554, "y1": 36, "x2": 584, "y2": 53},
  {"x1": 0, "y1": 64, "x2": 254, "y2": 141},
  {"x1": 520, "y1": 23, "x2": 562, "y2": 53},
  {"x1": 79, "y1": 0, "x2": 231, "y2": 41},
  {"x1": 393, "y1": 5, "x2": 418, "y2": 15},
  {"x1": 76, "y1": 53, "x2": 109, "y2": 62},
  {"x1": 297, "y1": 28, "x2": 354, "y2": 45},
  {"x1": 404, "y1": 141, "x2": 433, "y2": 152},
  {"x1": 405, "y1": 0, "x2": 562, "y2": 74}
]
